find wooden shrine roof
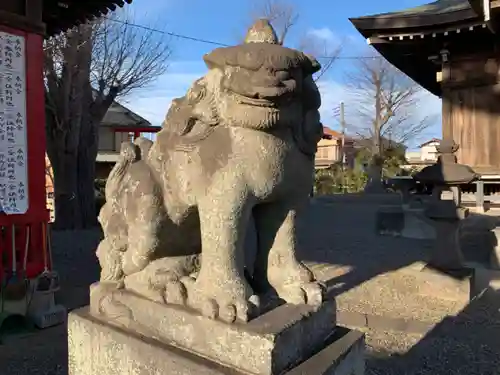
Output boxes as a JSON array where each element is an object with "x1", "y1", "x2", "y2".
[
  {"x1": 43, "y1": 0, "x2": 133, "y2": 36},
  {"x1": 350, "y1": 0, "x2": 476, "y2": 34},
  {"x1": 349, "y1": 0, "x2": 499, "y2": 96}
]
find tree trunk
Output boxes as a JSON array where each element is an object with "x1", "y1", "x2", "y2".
[
  {"x1": 46, "y1": 112, "x2": 82, "y2": 229},
  {"x1": 364, "y1": 83, "x2": 385, "y2": 194},
  {"x1": 364, "y1": 163, "x2": 385, "y2": 194},
  {"x1": 77, "y1": 116, "x2": 99, "y2": 228},
  {"x1": 52, "y1": 153, "x2": 82, "y2": 229}
]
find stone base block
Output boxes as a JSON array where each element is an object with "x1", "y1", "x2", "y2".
[
  {"x1": 375, "y1": 205, "x2": 404, "y2": 236},
  {"x1": 69, "y1": 308, "x2": 365, "y2": 375},
  {"x1": 88, "y1": 283, "x2": 345, "y2": 375},
  {"x1": 401, "y1": 207, "x2": 436, "y2": 240}
]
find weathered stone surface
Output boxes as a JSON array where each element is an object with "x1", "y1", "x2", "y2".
[
  {"x1": 68, "y1": 308, "x2": 365, "y2": 375},
  {"x1": 94, "y1": 18, "x2": 325, "y2": 323},
  {"x1": 72, "y1": 18, "x2": 366, "y2": 375},
  {"x1": 89, "y1": 282, "x2": 337, "y2": 375}
]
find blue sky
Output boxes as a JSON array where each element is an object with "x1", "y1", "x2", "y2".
[{"x1": 122, "y1": 0, "x2": 442, "y2": 148}]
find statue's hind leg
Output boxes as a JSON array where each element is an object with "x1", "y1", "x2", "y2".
[{"x1": 123, "y1": 198, "x2": 202, "y2": 304}]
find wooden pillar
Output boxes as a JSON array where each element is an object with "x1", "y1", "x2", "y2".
[
  {"x1": 441, "y1": 59, "x2": 453, "y2": 141},
  {"x1": 476, "y1": 180, "x2": 485, "y2": 212},
  {"x1": 442, "y1": 52, "x2": 500, "y2": 174}
]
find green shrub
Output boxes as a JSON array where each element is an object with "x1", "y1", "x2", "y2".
[{"x1": 314, "y1": 164, "x2": 368, "y2": 195}]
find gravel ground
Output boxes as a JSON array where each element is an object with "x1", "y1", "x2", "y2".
[
  {"x1": 364, "y1": 289, "x2": 500, "y2": 375},
  {"x1": 1, "y1": 196, "x2": 500, "y2": 374},
  {"x1": 0, "y1": 229, "x2": 102, "y2": 375}
]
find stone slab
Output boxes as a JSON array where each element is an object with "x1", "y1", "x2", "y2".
[
  {"x1": 68, "y1": 308, "x2": 365, "y2": 375},
  {"x1": 375, "y1": 205, "x2": 404, "y2": 236},
  {"x1": 89, "y1": 283, "x2": 337, "y2": 375},
  {"x1": 401, "y1": 207, "x2": 436, "y2": 240}
]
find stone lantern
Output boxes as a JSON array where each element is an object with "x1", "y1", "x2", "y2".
[{"x1": 414, "y1": 140, "x2": 479, "y2": 272}]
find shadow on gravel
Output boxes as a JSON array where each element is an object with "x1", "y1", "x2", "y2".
[
  {"x1": 302, "y1": 196, "x2": 500, "y2": 300},
  {"x1": 366, "y1": 288, "x2": 500, "y2": 375},
  {"x1": 298, "y1": 195, "x2": 430, "y2": 298}
]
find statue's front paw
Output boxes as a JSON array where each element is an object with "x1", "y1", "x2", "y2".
[
  {"x1": 277, "y1": 281, "x2": 325, "y2": 306},
  {"x1": 184, "y1": 276, "x2": 260, "y2": 323}
]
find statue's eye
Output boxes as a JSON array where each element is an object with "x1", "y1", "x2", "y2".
[{"x1": 274, "y1": 70, "x2": 290, "y2": 81}]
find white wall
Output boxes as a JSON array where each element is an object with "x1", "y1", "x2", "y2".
[{"x1": 420, "y1": 142, "x2": 439, "y2": 161}]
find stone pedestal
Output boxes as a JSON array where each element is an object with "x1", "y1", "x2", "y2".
[
  {"x1": 426, "y1": 202, "x2": 468, "y2": 271},
  {"x1": 68, "y1": 284, "x2": 365, "y2": 375},
  {"x1": 401, "y1": 207, "x2": 436, "y2": 240},
  {"x1": 375, "y1": 205, "x2": 404, "y2": 236}
]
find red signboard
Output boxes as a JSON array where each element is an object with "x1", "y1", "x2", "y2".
[{"x1": 0, "y1": 25, "x2": 49, "y2": 280}]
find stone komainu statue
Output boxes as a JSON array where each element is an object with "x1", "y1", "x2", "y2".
[{"x1": 95, "y1": 19, "x2": 325, "y2": 323}]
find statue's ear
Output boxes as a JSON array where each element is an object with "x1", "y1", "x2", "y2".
[{"x1": 304, "y1": 54, "x2": 322, "y2": 75}]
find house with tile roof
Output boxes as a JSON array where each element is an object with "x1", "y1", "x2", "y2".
[
  {"x1": 405, "y1": 138, "x2": 441, "y2": 165},
  {"x1": 315, "y1": 127, "x2": 355, "y2": 169},
  {"x1": 95, "y1": 101, "x2": 161, "y2": 179}
]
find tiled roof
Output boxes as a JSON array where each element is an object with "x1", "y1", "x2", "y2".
[
  {"x1": 322, "y1": 127, "x2": 342, "y2": 138},
  {"x1": 101, "y1": 101, "x2": 152, "y2": 128},
  {"x1": 352, "y1": 0, "x2": 470, "y2": 20},
  {"x1": 43, "y1": 0, "x2": 133, "y2": 36},
  {"x1": 419, "y1": 138, "x2": 441, "y2": 148}
]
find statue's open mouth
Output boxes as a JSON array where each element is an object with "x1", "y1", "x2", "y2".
[{"x1": 230, "y1": 90, "x2": 294, "y2": 108}]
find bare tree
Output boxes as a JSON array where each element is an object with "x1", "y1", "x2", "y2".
[
  {"x1": 247, "y1": 0, "x2": 341, "y2": 81},
  {"x1": 44, "y1": 12, "x2": 171, "y2": 229},
  {"x1": 342, "y1": 54, "x2": 434, "y2": 190},
  {"x1": 298, "y1": 33, "x2": 341, "y2": 82}
]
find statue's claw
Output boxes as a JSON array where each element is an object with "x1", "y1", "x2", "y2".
[
  {"x1": 197, "y1": 294, "x2": 260, "y2": 323},
  {"x1": 163, "y1": 280, "x2": 187, "y2": 305},
  {"x1": 269, "y1": 261, "x2": 325, "y2": 306},
  {"x1": 301, "y1": 281, "x2": 325, "y2": 306},
  {"x1": 179, "y1": 275, "x2": 260, "y2": 323},
  {"x1": 275, "y1": 281, "x2": 325, "y2": 306}
]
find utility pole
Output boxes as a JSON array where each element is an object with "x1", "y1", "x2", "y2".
[
  {"x1": 340, "y1": 101, "x2": 347, "y2": 192},
  {"x1": 340, "y1": 101, "x2": 346, "y2": 165}
]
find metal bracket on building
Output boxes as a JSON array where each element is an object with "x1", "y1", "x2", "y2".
[{"x1": 484, "y1": 0, "x2": 491, "y2": 21}]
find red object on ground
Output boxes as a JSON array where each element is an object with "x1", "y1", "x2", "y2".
[
  {"x1": 0, "y1": 25, "x2": 49, "y2": 281},
  {"x1": 112, "y1": 126, "x2": 162, "y2": 141}
]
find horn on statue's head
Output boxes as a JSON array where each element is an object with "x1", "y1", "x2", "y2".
[{"x1": 244, "y1": 19, "x2": 279, "y2": 44}]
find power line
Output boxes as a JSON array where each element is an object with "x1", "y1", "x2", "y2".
[
  {"x1": 104, "y1": 17, "x2": 230, "y2": 47},
  {"x1": 103, "y1": 16, "x2": 379, "y2": 60}
]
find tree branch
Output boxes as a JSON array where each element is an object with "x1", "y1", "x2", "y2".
[{"x1": 343, "y1": 52, "x2": 432, "y2": 153}]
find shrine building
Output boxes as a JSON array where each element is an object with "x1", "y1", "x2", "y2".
[{"x1": 350, "y1": 0, "x2": 500, "y2": 177}]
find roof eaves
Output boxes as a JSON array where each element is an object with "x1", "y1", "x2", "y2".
[{"x1": 349, "y1": 0, "x2": 478, "y2": 34}]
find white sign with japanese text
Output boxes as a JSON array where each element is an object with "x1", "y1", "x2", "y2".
[{"x1": 0, "y1": 31, "x2": 28, "y2": 214}]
